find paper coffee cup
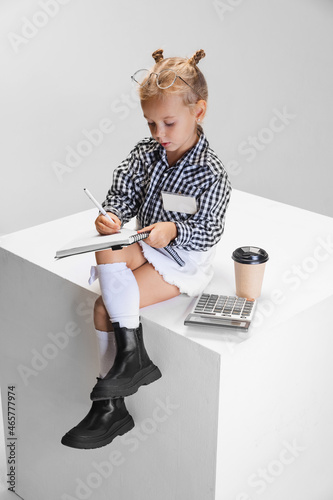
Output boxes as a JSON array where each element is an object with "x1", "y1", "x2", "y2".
[{"x1": 232, "y1": 246, "x2": 269, "y2": 299}]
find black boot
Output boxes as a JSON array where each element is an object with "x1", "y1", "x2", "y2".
[
  {"x1": 61, "y1": 398, "x2": 134, "y2": 449},
  {"x1": 90, "y1": 322, "x2": 162, "y2": 400}
]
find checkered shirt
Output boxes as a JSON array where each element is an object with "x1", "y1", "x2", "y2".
[{"x1": 102, "y1": 131, "x2": 231, "y2": 251}]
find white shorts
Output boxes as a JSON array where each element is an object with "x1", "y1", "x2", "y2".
[{"x1": 138, "y1": 241, "x2": 217, "y2": 296}]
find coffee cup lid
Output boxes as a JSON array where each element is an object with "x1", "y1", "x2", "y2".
[{"x1": 232, "y1": 246, "x2": 269, "y2": 265}]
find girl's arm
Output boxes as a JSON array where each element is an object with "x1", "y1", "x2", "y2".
[
  {"x1": 139, "y1": 174, "x2": 231, "y2": 251},
  {"x1": 101, "y1": 145, "x2": 147, "y2": 227},
  {"x1": 172, "y1": 174, "x2": 231, "y2": 251}
]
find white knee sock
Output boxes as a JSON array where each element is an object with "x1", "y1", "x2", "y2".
[
  {"x1": 96, "y1": 262, "x2": 140, "y2": 329},
  {"x1": 95, "y1": 329, "x2": 116, "y2": 378}
]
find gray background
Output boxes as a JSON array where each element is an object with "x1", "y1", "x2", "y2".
[{"x1": 1, "y1": 0, "x2": 332, "y2": 236}]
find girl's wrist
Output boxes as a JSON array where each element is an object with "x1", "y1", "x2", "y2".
[{"x1": 168, "y1": 222, "x2": 178, "y2": 242}]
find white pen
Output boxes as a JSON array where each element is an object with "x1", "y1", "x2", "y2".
[{"x1": 84, "y1": 188, "x2": 118, "y2": 225}]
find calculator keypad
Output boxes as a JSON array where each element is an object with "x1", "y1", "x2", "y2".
[{"x1": 194, "y1": 294, "x2": 255, "y2": 319}]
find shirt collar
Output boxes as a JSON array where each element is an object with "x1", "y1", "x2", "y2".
[
  {"x1": 154, "y1": 127, "x2": 209, "y2": 168},
  {"x1": 177, "y1": 127, "x2": 208, "y2": 167}
]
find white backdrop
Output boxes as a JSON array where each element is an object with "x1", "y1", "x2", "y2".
[{"x1": 1, "y1": 0, "x2": 333, "y2": 235}]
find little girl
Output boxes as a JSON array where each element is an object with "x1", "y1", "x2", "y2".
[{"x1": 61, "y1": 48, "x2": 231, "y2": 449}]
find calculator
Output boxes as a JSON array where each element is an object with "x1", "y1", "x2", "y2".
[{"x1": 184, "y1": 294, "x2": 256, "y2": 331}]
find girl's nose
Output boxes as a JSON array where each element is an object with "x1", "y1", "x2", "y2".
[{"x1": 155, "y1": 125, "x2": 165, "y2": 139}]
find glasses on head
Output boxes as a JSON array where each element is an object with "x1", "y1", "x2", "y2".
[{"x1": 131, "y1": 68, "x2": 203, "y2": 100}]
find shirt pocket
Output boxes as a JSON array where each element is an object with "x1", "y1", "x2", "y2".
[{"x1": 161, "y1": 191, "x2": 201, "y2": 223}]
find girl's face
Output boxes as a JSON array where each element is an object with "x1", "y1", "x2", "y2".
[{"x1": 141, "y1": 94, "x2": 206, "y2": 165}]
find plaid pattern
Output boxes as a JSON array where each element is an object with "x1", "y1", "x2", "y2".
[{"x1": 102, "y1": 131, "x2": 231, "y2": 251}]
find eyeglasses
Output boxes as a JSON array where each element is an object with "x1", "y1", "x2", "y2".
[{"x1": 131, "y1": 69, "x2": 203, "y2": 100}]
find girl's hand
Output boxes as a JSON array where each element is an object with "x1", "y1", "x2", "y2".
[
  {"x1": 95, "y1": 213, "x2": 121, "y2": 235},
  {"x1": 138, "y1": 222, "x2": 177, "y2": 248}
]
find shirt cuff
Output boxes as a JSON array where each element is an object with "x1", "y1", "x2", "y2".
[{"x1": 173, "y1": 221, "x2": 192, "y2": 247}]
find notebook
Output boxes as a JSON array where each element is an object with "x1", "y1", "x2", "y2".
[
  {"x1": 55, "y1": 228, "x2": 185, "y2": 266},
  {"x1": 55, "y1": 229, "x2": 150, "y2": 259}
]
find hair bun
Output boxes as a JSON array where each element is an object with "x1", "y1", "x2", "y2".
[
  {"x1": 188, "y1": 49, "x2": 206, "y2": 66},
  {"x1": 152, "y1": 49, "x2": 164, "y2": 63}
]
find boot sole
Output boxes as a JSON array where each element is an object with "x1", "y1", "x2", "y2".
[
  {"x1": 91, "y1": 364, "x2": 162, "y2": 400},
  {"x1": 61, "y1": 414, "x2": 134, "y2": 450}
]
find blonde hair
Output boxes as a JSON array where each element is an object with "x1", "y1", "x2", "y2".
[{"x1": 138, "y1": 49, "x2": 208, "y2": 108}]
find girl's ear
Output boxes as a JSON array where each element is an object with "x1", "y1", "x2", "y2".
[{"x1": 195, "y1": 100, "x2": 207, "y2": 123}]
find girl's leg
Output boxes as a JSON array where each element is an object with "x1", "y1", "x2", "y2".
[
  {"x1": 91, "y1": 245, "x2": 180, "y2": 399},
  {"x1": 92, "y1": 244, "x2": 145, "y2": 379},
  {"x1": 134, "y1": 261, "x2": 181, "y2": 307},
  {"x1": 93, "y1": 259, "x2": 180, "y2": 381},
  {"x1": 95, "y1": 243, "x2": 147, "y2": 268},
  {"x1": 93, "y1": 256, "x2": 180, "y2": 331},
  {"x1": 94, "y1": 295, "x2": 113, "y2": 332},
  {"x1": 95, "y1": 242, "x2": 180, "y2": 306},
  {"x1": 61, "y1": 247, "x2": 180, "y2": 449},
  {"x1": 93, "y1": 243, "x2": 149, "y2": 330}
]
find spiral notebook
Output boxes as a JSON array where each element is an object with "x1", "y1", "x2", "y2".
[
  {"x1": 55, "y1": 229, "x2": 185, "y2": 266},
  {"x1": 55, "y1": 228, "x2": 150, "y2": 259}
]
